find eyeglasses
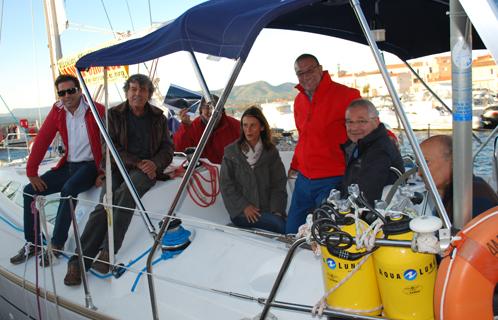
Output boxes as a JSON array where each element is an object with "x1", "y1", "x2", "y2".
[
  {"x1": 57, "y1": 87, "x2": 78, "y2": 97},
  {"x1": 345, "y1": 118, "x2": 376, "y2": 126},
  {"x1": 296, "y1": 65, "x2": 319, "y2": 78}
]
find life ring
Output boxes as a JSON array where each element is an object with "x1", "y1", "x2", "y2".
[{"x1": 434, "y1": 206, "x2": 498, "y2": 320}]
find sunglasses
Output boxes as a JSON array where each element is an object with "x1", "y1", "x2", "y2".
[{"x1": 57, "y1": 87, "x2": 78, "y2": 97}]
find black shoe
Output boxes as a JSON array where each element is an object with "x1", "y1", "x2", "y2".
[
  {"x1": 10, "y1": 243, "x2": 36, "y2": 265},
  {"x1": 39, "y1": 244, "x2": 63, "y2": 267}
]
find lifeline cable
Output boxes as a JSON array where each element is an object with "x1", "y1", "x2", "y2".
[{"x1": 31, "y1": 199, "x2": 43, "y2": 320}]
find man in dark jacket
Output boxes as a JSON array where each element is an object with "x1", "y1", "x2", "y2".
[
  {"x1": 64, "y1": 74, "x2": 174, "y2": 286},
  {"x1": 341, "y1": 99, "x2": 404, "y2": 204}
]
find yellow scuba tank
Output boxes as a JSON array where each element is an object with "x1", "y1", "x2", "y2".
[
  {"x1": 316, "y1": 200, "x2": 382, "y2": 316},
  {"x1": 373, "y1": 215, "x2": 437, "y2": 319}
]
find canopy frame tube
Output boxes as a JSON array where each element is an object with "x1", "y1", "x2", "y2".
[
  {"x1": 76, "y1": 70, "x2": 157, "y2": 238},
  {"x1": 450, "y1": 0, "x2": 473, "y2": 228},
  {"x1": 350, "y1": 0, "x2": 452, "y2": 230},
  {"x1": 146, "y1": 56, "x2": 245, "y2": 320}
]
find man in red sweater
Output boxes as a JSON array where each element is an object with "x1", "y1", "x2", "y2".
[
  {"x1": 173, "y1": 95, "x2": 240, "y2": 164},
  {"x1": 286, "y1": 54, "x2": 361, "y2": 233},
  {"x1": 10, "y1": 74, "x2": 105, "y2": 265}
]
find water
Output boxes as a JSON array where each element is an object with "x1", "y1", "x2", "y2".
[
  {"x1": 0, "y1": 148, "x2": 28, "y2": 164},
  {"x1": 396, "y1": 130, "x2": 497, "y2": 181},
  {"x1": 2, "y1": 130, "x2": 496, "y2": 181},
  {"x1": 276, "y1": 129, "x2": 497, "y2": 185}
]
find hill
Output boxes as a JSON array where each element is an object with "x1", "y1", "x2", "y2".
[
  {"x1": 0, "y1": 107, "x2": 51, "y2": 125},
  {"x1": 213, "y1": 81, "x2": 297, "y2": 106},
  {"x1": 0, "y1": 81, "x2": 297, "y2": 124}
]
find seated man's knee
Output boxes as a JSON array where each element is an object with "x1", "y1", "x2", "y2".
[
  {"x1": 23, "y1": 184, "x2": 36, "y2": 198},
  {"x1": 60, "y1": 184, "x2": 78, "y2": 197}
]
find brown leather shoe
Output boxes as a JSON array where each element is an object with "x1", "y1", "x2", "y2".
[
  {"x1": 92, "y1": 250, "x2": 110, "y2": 274},
  {"x1": 64, "y1": 263, "x2": 81, "y2": 286},
  {"x1": 10, "y1": 243, "x2": 36, "y2": 265}
]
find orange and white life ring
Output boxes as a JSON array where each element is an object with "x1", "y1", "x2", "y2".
[{"x1": 434, "y1": 206, "x2": 498, "y2": 320}]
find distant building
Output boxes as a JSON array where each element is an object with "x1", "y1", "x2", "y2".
[{"x1": 332, "y1": 53, "x2": 497, "y2": 97}]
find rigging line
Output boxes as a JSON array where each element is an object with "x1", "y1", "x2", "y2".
[
  {"x1": 100, "y1": 0, "x2": 116, "y2": 38},
  {"x1": 0, "y1": 0, "x2": 4, "y2": 46},
  {"x1": 30, "y1": 0, "x2": 42, "y2": 126},
  {"x1": 18, "y1": 191, "x2": 290, "y2": 242},
  {"x1": 147, "y1": 0, "x2": 152, "y2": 26},
  {"x1": 124, "y1": 0, "x2": 135, "y2": 31}
]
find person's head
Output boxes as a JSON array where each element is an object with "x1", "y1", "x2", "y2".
[
  {"x1": 345, "y1": 99, "x2": 380, "y2": 143},
  {"x1": 199, "y1": 95, "x2": 220, "y2": 123},
  {"x1": 419, "y1": 135, "x2": 453, "y2": 194},
  {"x1": 238, "y1": 106, "x2": 273, "y2": 149},
  {"x1": 55, "y1": 74, "x2": 82, "y2": 111},
  {"x1": 294, "y1": 53, "x2": 323, "y2": 96},
  {"x1": 123, "y1": 74, "x2": 154, "y2": 112}
]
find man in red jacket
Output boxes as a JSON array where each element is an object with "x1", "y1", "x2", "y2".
[
  {"x1": 173, "y1": 95, "x2": 240, "y2": 164},
  {"x1": 10, "y1": 74, "x2": 105, "y2": 266},
  {"x1": 286, "y1": 54, "x2": 361, "y2": 233}
]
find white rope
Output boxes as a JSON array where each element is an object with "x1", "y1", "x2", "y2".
[
  {"x1": 413, "y1": 232, "x2": 440, "y2": 254},
  {"x1": 311, "y1": 253, "x2": 381, "y2": 316},
  {"x1": 295, "y1": 214, "x2": 321, "y2": 256},
  {"x1": 439, "y1": 248, "x2": 457, "y2": 320}
]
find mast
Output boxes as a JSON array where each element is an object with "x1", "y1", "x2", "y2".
[{"x1": 42, "y1": 0, "x2": 63, "y2": 96}]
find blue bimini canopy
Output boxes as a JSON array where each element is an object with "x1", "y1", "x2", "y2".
[{"x1": 76, "y1": 0, "x2": 484, "y2": 69}]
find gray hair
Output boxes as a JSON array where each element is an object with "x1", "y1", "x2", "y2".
[
  {"x1": 347, "y1": 99, "x2": 379, "y2": 117},
  {"x1": 123, "y1": 74, "x2": 155, "y2": 99}
]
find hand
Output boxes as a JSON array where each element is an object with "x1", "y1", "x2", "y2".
[
  {"x1": 179, "y1": 109, "x2": 192, "y2": 125},
  {"x1": 28, "y1": 176, "x2": 47, "y2": 192},
  {"x1": 138, "y1": 160, "x2": 157, "y2": 179},
  {"x1": 288, "y1": 168, "x2": 298, "y2": 178},
  {"x1": 94, "y1": 174, "x2": 105, "y2": 187},
  {"x1": 243, "y1": 205, "x2": 261, "y2": 223}
]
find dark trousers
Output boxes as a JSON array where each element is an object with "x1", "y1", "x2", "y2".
[
  {"x1": 69, "y1": 169, "x2": 155, "y2": 270},
  {"x1": 231, "y1": 212, "x2": 286, "y2": 234},
  {"x1": 23, "y1": 161, "x2": 97, "y2": 246}
]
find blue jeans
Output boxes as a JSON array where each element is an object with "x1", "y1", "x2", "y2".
[
  {"x1": 23, "y1": 161, "x2": 97, "y2": 246},
  {"x1": 231, "y1": 212, "x2": 286, "y2": 234},
  {"x1": 285, "y1": 173, "x2": 342, "y2": 234}
]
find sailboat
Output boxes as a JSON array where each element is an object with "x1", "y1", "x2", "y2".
[{"x1": 0, "y1": 1, "x2": 497, "y2": 319}]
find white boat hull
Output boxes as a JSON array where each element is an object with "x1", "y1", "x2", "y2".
[{"x1": 0, "y1": 156, "x2": 323, "y2": 320}]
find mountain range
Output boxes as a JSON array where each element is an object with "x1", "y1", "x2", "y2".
[{"x1": 0, "y1": 81, "x2": 297, "y2": 124}]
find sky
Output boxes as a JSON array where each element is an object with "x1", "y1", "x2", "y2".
[{"x1": 0, "y1": 0, "x2": 488, "y2": 111}]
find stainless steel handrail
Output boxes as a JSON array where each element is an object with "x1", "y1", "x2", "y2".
[
  {"x1": 350, "y1": 0, "x2": 452, "y2": 230},
  {"x1": 76, "y1": 69, "x2": 157, "y2": 238},
  {"x1": 146, "y1": 56, "x2": 245, "y2": 320},
  {"x1": 69, "y1": 197, "x2": 97, "y2": 310}
]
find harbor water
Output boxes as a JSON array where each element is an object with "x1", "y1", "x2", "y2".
[{"x1": 1, "y1": 130, "x2": 496, "y2": 183}]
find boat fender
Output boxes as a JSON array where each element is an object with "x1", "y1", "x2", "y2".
[{"x1": 434, "y1": 206, "x2": 498, "y2": 320}]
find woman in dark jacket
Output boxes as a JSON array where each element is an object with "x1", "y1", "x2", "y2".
[{"x1": 220, "y1": 106, "x2": 287, "y2": 233}]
